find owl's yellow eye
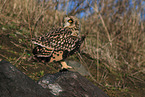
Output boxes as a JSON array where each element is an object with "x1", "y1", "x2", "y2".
[
  {"x1": 68, "y1": 19, "x2": 73, "y2": 23},
  {"x1": 68, "y1": 20, "x2": 72, "y2": 23}
]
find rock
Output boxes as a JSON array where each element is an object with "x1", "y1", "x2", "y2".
[
  {"x1": 66, "y1": 60, "x2": 90, "y2": 76},
  {"x1": 0, "y1": 60, "x2": 108, "y2": 97},
  {"x1": 38, "y1": 70, "x2": 108, "y2": 97},
  {"x1": 0, "y1": 60, "x2": 53, "y2": 97}
]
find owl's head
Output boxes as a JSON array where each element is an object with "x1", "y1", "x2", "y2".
[
  {"x1": 63, "y1": 16, "x2": 80, "y2": 36},
  {"x1": 63, "y1": 16, "x2": 79, "y2": 29}
]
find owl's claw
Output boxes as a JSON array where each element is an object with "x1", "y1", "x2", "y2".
[{"x1": 61, "y1": 61, "x2": 72, "y2": 69}]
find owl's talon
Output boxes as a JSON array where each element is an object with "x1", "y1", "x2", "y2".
[
  {"x1": 61, "y1": 65, "x2": 72, "y2": 69},
  {"x1": 61, "y1": 61, "x2": 72, "y2": 69}
]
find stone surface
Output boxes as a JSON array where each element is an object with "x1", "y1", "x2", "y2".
[
  {"x1": 0, "y1": 60, "x2": 53, "y2": 97},
  {"x1": 0, "y1": 60, "x2": 108, "y2": 97},
  {"x1": 38, "y1": 70, "x2": 108, "y2": 97},
  {"x1": 66, "y1": 60, "x2": 90, "y2": 76}
]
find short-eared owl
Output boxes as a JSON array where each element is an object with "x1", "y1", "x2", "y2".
[{"x1": 32, "y1": 16, "x2": 86, "y2": 69}]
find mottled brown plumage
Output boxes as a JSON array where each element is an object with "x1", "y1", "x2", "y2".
[{"x1": 32, "y1": 16, "x2": 86, "y2": 69}]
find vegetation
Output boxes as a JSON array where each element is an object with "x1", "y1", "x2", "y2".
[{"x1": 0, "y1": 0, "x2": 144, "y2": 96}]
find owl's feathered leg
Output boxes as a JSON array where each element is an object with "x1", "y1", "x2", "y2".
[{"x1": 60, "y1": 61, "x2": 72, "y2": 69}]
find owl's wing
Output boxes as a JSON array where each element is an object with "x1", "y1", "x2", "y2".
[
  {"x1": 32, "y1": 41, "x2": 54, "y2": 57},
  {"x1": 32, "y1": 28, "x2": 71, "y2": 57}
]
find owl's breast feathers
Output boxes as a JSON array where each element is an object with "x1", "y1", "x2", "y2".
[{"x1": 32, "y1": 27, "x2": 84, "y2": 62}]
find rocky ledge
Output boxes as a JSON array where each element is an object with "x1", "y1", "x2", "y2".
[{"x1": 0, "y1": 60, "x2": 108, "y2": 97}]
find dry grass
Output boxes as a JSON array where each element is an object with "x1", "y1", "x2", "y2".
[{"x1": 0, "y1": 0, "x2": 145, "y2": 96}]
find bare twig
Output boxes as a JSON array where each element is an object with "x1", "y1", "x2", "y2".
[
  {"x1": 10, "y1": 41, "x2": 26, "y2": 49},
  {"x1": 1, "y1": 0, "x2": 8, "y2": 12},
  {"x1": 88, "y1": 2, "x2": 112, "y2": 47},
  {"x1": 13, "y1": 49, "x2": 26, "y2": 65}
]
